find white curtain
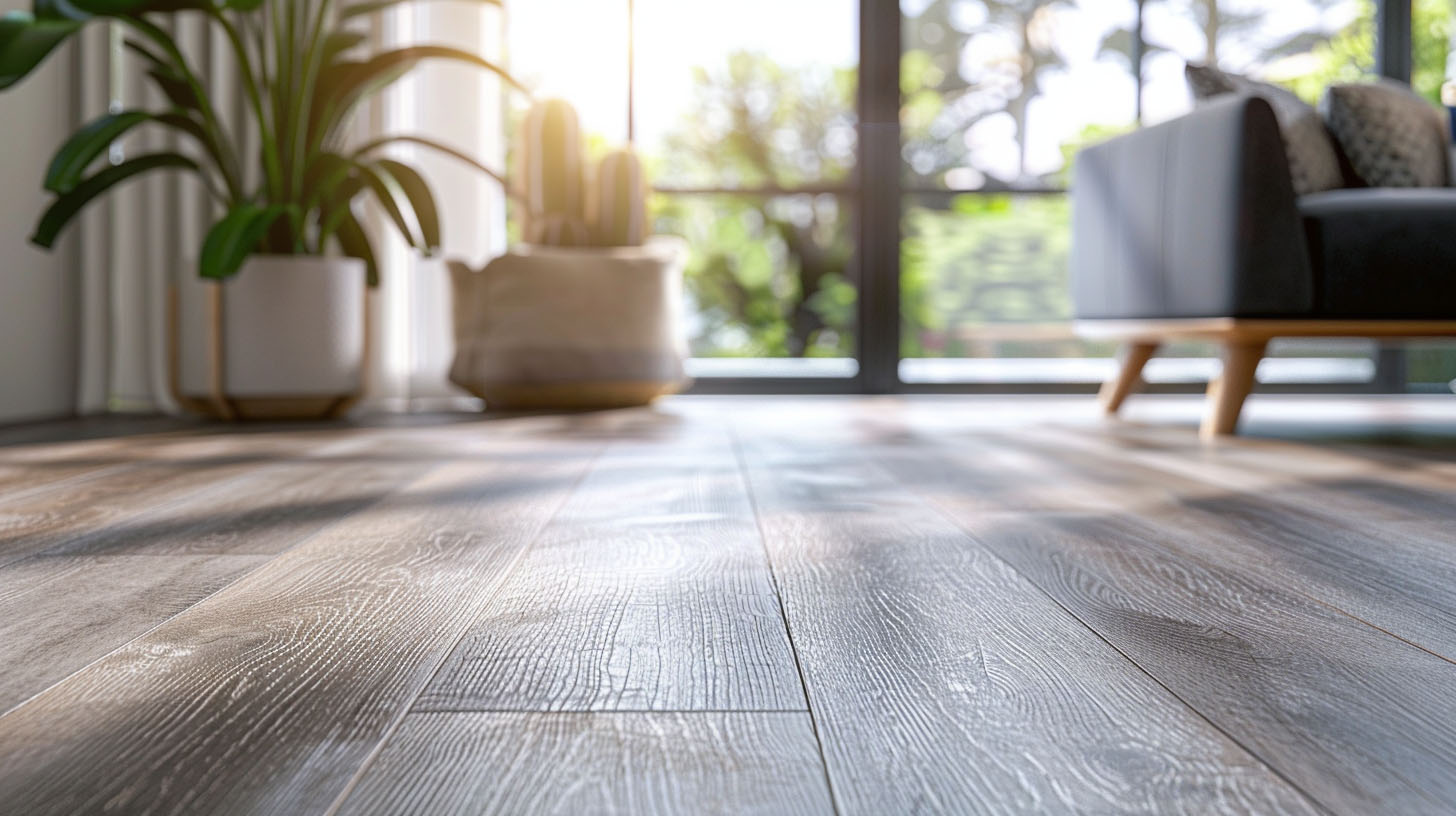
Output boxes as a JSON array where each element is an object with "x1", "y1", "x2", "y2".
[
  {"x1": 366, "y1": 1, "x2": 507, "y2": 412},
  {"x1": 74, "y1": 3, "x2": 506, "y2": 415}
]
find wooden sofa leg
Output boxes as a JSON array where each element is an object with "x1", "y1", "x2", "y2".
[
  {"x1": 1201, "y1": 340, "x2": 1267, "y2": 439},
  {"x1": 1100, "y1": 341, "x2": 1159, "y2": 416}
]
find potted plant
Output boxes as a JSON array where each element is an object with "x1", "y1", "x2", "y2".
[
  {"x1": 0, "y1": 0, "x2": 517, "y2": 418},
  {"x1": 448, "y1": 98, "x2": 691, "y2": 410}
]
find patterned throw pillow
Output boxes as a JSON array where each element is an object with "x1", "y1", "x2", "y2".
[
  {"x1": 1321, "y1": 80, "x2": 1451, "y2": 188},
  {"x1": 1185, "y1": 63, "x2": 1347, "y2": 196}
]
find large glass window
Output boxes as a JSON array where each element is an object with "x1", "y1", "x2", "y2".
[
  {"x1": 506, "y1": 1, "x2": 630, "y2": 141},
  {"x1": 899, "y1": 0, "x2": 1384, "y2": 388},
  {"x1": 509, "y1": 0, "x2": 1438, "y2": 391},
  {"x1": 900, "y1": 0, "x2": 1138, "y2": 191},
  {"x1": 656, "y1": 192, "x2": 855, "y2": 367},
  {"x1": 1141, "y1": 0, "x2": 1366, "y2": 120},
  {"x1": 635, "y1": 0, "x2": 859, "y2": 377},
  {"x1": 1408, "y1": 0, "x2": 1456, "y2": 392}
]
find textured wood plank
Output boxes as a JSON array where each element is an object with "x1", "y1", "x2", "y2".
[
  {"x1": 0, "y1": 430, "x2": 364, "y2": 565},
  {"x1": 0, "y1": 439, "x2": 154, "y2": 496},
  {"x1": 0, "y1": 436, "x2": 441, "y2": 711},
  {"x1": 418, "y1": 426, "x2": 801, "y2": 713},
  {"x1": 0, "y1": 438, "x2": 600, "y2": 816},
  {"x1": 0, "y1": 416, "x2": 190, "y2": 448},
  {"x1": 336, "y1": 712, "x2": 833, "y2": 815},
  {"x1": 3, "y1": 402, "x2": 1455, "y2": 815},
  {"x1": 0, "y1": 434, "x2": 206, "y2": 503},
  {"x1": 737, "y1": 431, "x2": 1320, "y2": 815},
  {"x1": 1016, "y1": 426, "x2": 1456, "y2": 664},
  {"x1": 0, "y1": 554, "x2": 267, "y2": 712},
  {"x1": 0, "y1": 418, "x2": 199, "y2": 494},
  {"x1": 36, "y1": 437, "x2": 440, "y2": 557},
  {"x1": 875, "y1": 429, "x2": 1456, "y2": 814}
]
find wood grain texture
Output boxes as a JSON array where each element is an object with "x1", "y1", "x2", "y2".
[
  {"x1": 0, "y1": 443, "x2": 600, "y2": 816},
  {"x1": 0, "y1": 430, "x2": 362, "y2": 565},
  {"x1": 0, "y1": 436, "x2": 441, "y2": 712},
  {"x1": 3, "y1": 402, "x2": 1456, "y2": 815},
  {"x1": 417, "y1": 427, "x2": 803, "y2": 713},
  {"x1": 0, "y1": 419, "x2": 199, "y2": 495},
  {"x1": 35, "y1": 437, "x2": 440, "y2": 557},
  {"x1": 876, "y1": 429, "x2": 1456, "y2": 814},
  {"x1": 736, "y1": 431, "x2": 1321, "y2": 816},
  {"x1": 336, "y1": 712, "x2": 833, "y2": 815},
  {"x1": 0, "y1": 440, "x2": 152, "y2": 497},
  {"x1": 1028, "y1": 426, "x2": 1456, "y2": 664},
  {"x1": 0, "y1": 554, "x2": 267, "y2": 712},
  {"x1": 0, "y1": 434, "x2": 211, "y2": 504}
]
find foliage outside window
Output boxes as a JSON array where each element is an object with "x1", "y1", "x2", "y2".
[
  {"x1": 898, "y1": 0, "x2": 1453, "y2": 369},
  {"x1": 511, "y1": 1, "x2": 1455, "y2": 372},
  {"x1": 650, "y1": 53, "x2": 857, "y2": 360}
]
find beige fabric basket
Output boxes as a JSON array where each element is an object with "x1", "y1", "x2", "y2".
[{"x1": 448, "y1": 237, "x2": 690, "y2": 409}]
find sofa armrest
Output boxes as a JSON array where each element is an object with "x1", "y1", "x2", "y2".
[{"x1": 1071, "y1": 95, "x2": 1313, "y2": 320}]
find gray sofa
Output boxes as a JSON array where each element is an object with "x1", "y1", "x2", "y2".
[{"x1": 1071, "y1": 94, "x2": 1456, "y2": 437}]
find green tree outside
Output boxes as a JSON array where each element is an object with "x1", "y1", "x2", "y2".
[{"x1": 647, "y1": 2, "x2": 1456, "y2": 363}]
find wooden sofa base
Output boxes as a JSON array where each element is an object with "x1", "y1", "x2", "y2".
[{"x1": 1076, "y1": 319, "x2": 1456, "y2": 439}]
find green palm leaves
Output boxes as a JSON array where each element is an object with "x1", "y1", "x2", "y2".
[
  {"x1": 0, "y1": 0, "x2": 516, "y2": 284},
  {"x1": 0, "y1": 12, "x2": 82, "y2": 89}
]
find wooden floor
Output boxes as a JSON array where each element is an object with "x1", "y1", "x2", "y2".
[{"x1": 3, "y1": 396, "x2": 1456, "y2": 815}]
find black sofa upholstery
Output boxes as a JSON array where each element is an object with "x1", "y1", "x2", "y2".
[
  {"x1": 1071, "y1": 94, "x2": 1456, "y2": 322},
  {"x1": 1301, "y1": 189, "x2": 1456, "y2": 318},
  {"x1": 1070, "y1": 94, "x2": 1456, "y2": 436}
]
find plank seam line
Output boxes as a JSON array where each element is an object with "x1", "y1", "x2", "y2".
[
  {"x1": 729, "y1": 422, "x2": 844, "y2": 816},
  {"x1": 321, "y1": 441, "x2": 609, "y2": 816},
  {"x1": 1006, "y1": 583, "x2": 1338, "y2": 816},
  {"x1": 0, "y1": 448, "x2": 449, "y2": 721},
  {"x1": 878, "y1": 431, "x2": 1340, "y2": 813},
  {"x1": 894, "y1": 470, "x2": 1340, "y2": 816},
  {"x1": 1020, "y1": 590, "x2": 1334, "y2": 815}
]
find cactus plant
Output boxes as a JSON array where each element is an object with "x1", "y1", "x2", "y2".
[
  {"x1": 516, "y1": 98, "x2": 586, "y2": 242},
  {"x1": 590, "y1": 148, "x2": 649, "y2": 247},
  {"x1": 515, "y1": 98, "x2": 649, "y2": 249}
]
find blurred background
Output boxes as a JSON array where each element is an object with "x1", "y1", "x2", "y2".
[
  {"x1": 511, "y1": 0, "x2": 1456, "y2": 392},
  {"x1": 2, "y1": 0, "x2": 1452, "y2": 424}
]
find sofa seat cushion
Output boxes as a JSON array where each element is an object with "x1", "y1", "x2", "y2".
[{"x1": 1300, "y1": 189, "x2": 1456, "y2": 318}]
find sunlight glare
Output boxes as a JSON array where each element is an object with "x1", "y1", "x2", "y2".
[{"x1": 507, "y1": 0, "x2": 631, "y2": 140}]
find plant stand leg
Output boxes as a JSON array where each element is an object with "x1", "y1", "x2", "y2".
[
  {"x1": 1099, "y1": 341, "x2": 1159, "y2": 416},
  {"x1": 1201, "y1": 339, "x2": 1267, "y2": 440}
]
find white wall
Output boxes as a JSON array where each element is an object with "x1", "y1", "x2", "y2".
[{"x1": 0, "y1": 9, "x2": 78, "y2": 424}]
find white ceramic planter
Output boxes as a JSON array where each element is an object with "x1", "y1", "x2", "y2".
[
  {"x1": 448, "y1": 238, "x2": 690, "y2": 409},
  {"x1": 173, "y1": 255, "x2": 367, "y2": 419}
]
